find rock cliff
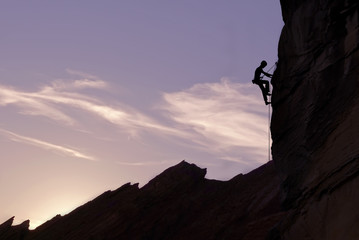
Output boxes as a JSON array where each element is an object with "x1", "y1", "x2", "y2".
[
  {"x1": 1, "y1": 161, "x2": 283, "y2": 240},
  {"x1": 271, "y1": 0, "x2": 359, "y2": 239}
]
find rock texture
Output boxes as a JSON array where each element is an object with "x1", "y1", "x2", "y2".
[
  {"x1": 271, "y1": 0, "x2": 359, "y2": 239},
  {"x1": 1, "y1": 161, "x2": 283, "y2": 240}
]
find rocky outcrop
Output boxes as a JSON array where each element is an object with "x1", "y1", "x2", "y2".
[
  {"x1": 271, "y1": 0, "x2": 359, "y2": 239},
  {"x1": 1, "y1": 161, "x2": 283, "y2": 240},
  {"x1": 0, "y1": 217, "x2": 29, "y2": 240}
]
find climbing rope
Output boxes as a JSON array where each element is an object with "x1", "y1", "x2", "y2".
[
  {"x1": 268, "y1": 62, "x2": 277, "y2": 72},
  {"x1": 268, "y1": 85, "x2": 271, "y2": 162}
]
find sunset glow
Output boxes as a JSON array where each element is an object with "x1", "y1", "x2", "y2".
[{"x1": 0, "y1": 0, "x2": 282, "y2": 229}]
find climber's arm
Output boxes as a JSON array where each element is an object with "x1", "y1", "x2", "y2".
[{"x1": 262, "y1": 70, "x2": 273, "y2": 78}]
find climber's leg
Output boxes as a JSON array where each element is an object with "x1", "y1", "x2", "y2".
[{"x1": 258, "y1": 84, "x2": 270, "y2": 105}]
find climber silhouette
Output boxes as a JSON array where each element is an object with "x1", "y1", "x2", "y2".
[{"x1": 252, "y1": 60, "x2": 273, "y2": 105}]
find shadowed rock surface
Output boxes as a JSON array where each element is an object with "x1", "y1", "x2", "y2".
[
  {"x1": 1, "y1": 161, "x2": 283, "y2": 240},
  {"x1": 271, "y1": 0, "x2": 359, "y2": 239}
]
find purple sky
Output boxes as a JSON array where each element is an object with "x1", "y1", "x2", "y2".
[{"x1": 0, "y1": 1, "x2": 283, "y2": 229}]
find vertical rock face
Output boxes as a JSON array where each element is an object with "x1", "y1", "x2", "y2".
[{"x1": 272, "y1": 0, "x2": 359, "y2": 238}]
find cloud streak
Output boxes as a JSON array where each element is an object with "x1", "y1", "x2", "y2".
[
  {"x1": 0, "y1": 128, "x2": 95, "y2": 161},
  {"x1": 0, "y1": 74, "x2": 185, "y2": 138}
]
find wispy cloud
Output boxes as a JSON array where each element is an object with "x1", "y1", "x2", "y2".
[
  {"x1": 48, "y1": 79, "x2": 107, "y2": 91},
  {"x1": 160, "y1": 77, "x2": 269, "y2": 164},
  {"x1": 49, "y1": 69, "x2": 107, "y2": 91},
  {"x1": 0, "y1": 72, "x2": 185, "y2": 138},
  {"x1": 0, "y1": 71, "x2": 269, "y2": 166},
  {"x1": 0, "y1": 86, "x2": 77, "y2": 125},
  {"x1": 0, "y1": 128, "x2": 95, "y2": 161}
]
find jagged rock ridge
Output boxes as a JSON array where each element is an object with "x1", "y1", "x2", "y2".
[
  {"x1": 0, "y1": 217, "x2": 29, "y2": 240},
  {"x1": 1, "y1": 161, "x2": 283, "y2": 240}
]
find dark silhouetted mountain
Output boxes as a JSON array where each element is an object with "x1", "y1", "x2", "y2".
[{"x1": 1, "y1": 161, "x2": 284, "y2": 240}]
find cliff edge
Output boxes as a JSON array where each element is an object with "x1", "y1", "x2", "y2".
[{"x1": 271, "y1": 0, "x2": 359, "y2": 239}]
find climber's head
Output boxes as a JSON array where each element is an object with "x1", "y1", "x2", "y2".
[{"x1": 260, "y1": 60, "x2": 267, "y2": 67}]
